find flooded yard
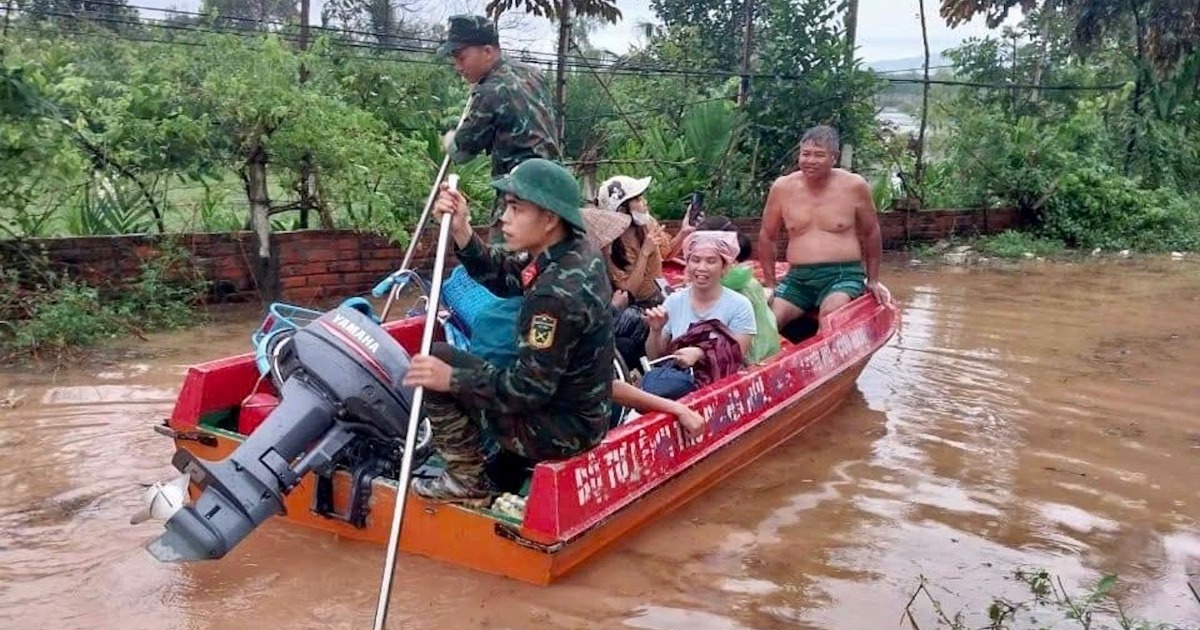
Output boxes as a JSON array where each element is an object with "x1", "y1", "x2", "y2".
[{"x1": 1, "y1": 257, "x2": 1197, "y2": 629}]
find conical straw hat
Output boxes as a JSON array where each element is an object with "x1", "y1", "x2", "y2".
[{"x1": 581, "y1": 205, "x2": 631, "y2": 249}]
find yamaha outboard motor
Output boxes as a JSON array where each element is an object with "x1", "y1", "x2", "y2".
[{"x1": 146, "y1": 306, "x2": 421, "y2": 562}]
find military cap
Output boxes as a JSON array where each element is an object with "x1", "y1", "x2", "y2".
[
  {"x1": 437, "y1": 14, "x2": 500, "y2": 56},
  {"x1": 490, "y1": 159, "x2": 586, "y2": 232}
]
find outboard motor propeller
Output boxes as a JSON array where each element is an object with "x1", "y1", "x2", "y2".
[{"x1": 145, "y1": 306, "x2": 419, "y2": 562}]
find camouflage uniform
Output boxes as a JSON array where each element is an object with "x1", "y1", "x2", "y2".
[
  {"x1": 440, "y1": 15, "x2": 561, "y2": 241},
  {"x1": 449, "y1": 55, "x2": 561, "y2": 180},
  {"x1": 415, "y1": 159, "x2": 613, "y2": 503}
]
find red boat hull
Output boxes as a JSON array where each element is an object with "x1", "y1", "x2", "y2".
[{"x1": 160, "y1": 263, "x2": 898, "y2": 584}]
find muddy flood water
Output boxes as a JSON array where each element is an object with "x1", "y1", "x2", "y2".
[{"x1": 1, "y1": 258, "x2": 1198, "y2": 630}]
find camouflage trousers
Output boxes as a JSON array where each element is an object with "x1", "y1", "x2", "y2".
[{"x1": 424, "y1": 342, "x2": 571, "y2": 482}]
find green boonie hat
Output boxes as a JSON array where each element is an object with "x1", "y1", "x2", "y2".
[
  {"x1": 490, "y1": 159, "x2": 586, "y2": 232},
  {"x1": 437, "y1": 14, "x2": 500, "y2": 57}
]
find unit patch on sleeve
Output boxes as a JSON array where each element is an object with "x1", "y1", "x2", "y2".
[{"x1": 528, "y1": 313, "x2": 558, "y2": 349}]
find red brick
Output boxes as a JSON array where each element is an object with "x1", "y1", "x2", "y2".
[
  {"x1": 302, "y1": 247, "x2": 338, "y2": 263},
  {"x1": 283, "y1": 287, "x2": 323, "y2": 303},
  {"x1": 290, "y1": 262, "x2": 330, "y2": 276},
  {"x1": 335, "y1": 238, "x2": 362, "y2": 252},
  {"x1": 340, "y1": 271, "x2": 380, "y2": 287},
  {"x1": 327, "y1": 260, "x2": 362, "y2": 273},
  {"x1": 280, "y1": 276, "x2": 308, "y2": 289},
  {"x1": 360, "y1": 259, "x2": 399, "y2": 274},
  {"x1": 279, "y1": 248, "x2": 307, "y2": 265},
  {"x1": 304, "y1": 272, "x2": 342, "y2": 288}
]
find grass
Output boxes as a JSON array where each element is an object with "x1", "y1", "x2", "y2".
[
  {"x1": 904, "y1": 229, "x2": 1072, "y2": 262},
  {"x1": 977, "y1": 230, "x2": 1067, "y2": 259},
  {"x1": 902, "y1": 568, "x2": 1199, "y2": 630},
  {"x1": 0, "y1": 243, "x2": 209, "y2": 364}
]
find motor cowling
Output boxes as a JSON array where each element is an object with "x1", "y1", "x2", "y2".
[{"x1": 145, "y1": 306, "x2": 422, "y2": 562}]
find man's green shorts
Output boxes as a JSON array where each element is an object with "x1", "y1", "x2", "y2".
[{"x1": 773, "y1": 261, "x2": 866, "y2": 312}]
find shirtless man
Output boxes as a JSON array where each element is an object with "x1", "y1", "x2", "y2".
[{"x1": 758, "y1": 125, "x2": 891, "y2": 331}]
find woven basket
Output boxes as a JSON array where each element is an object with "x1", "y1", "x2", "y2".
[{"x1": 440, "y1": 266, "x2": 501, "y2": 336}]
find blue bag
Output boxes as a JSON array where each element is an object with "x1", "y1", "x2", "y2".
[
  {"x1": 640, "y1": 363, "x2": 696, "y2": 400},
  {"x1": 469, "y1": 297, "x2": 522, "y2": 367},
  {"x1": 439, "y1": 266, "x2": 522, "y2": 368}
]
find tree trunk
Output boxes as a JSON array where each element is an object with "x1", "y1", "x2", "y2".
[
  {"x1": 297, "y1": 0, "x2": 317, "y2": 229},
  {"x1": 844, "y1": 0, "x2": 858, "y2": 66},
  {"x1": 243, "y1": 146, "x2": 279, "y2": 302},
  {"x1": 913, "y1": 0, "x2": 931, "y2": 206},
  {"x1": 840, "y1": 0, "x2": 859, "y2": 168},
  {"x1": 554, "y1": 0, "x2": 571, "y2": 148},
  {"x1": 738, "y1": 0, "x2": 755, "y2": 107},
  {"x1": 1009, "y1": 34, "x2": 1019, "y2": 112},
  {"x1": 1123, "y1": 0, "x2": 1147, "y2": 175},
  {"x1": 1030, "y1": 7, "x2": 1051, "y2": 103},
  {"x1": 581, "y1": 169, "x2": 596, "y2": 202},
  {"x1": 3, "y1": 0, "x2": 13, "y2": 37}
]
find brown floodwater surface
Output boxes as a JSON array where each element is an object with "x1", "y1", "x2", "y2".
[{"x1": 1, "y1": 258, "x2": 1198, "y2": 630}]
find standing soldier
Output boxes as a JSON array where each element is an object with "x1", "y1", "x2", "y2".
[
  {"x1": 402, "y1": 159, "x2": 613, "y2": 503},
  {"x1": 437, "y1": 14, "x2": 562, "y2": 242}
]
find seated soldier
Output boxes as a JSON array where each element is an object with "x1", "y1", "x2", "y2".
[{"x1": 402, "y1": 159, "x2": 613, "y2": 504}]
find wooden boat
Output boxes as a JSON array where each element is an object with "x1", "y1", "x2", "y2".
[{"x1": 155, "y1": 261, "x2": 899, "y2": 585}]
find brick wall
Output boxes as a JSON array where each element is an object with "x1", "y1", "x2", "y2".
[{"x1": 0, "y1": 207, "x2": 1018, "y2": 305}]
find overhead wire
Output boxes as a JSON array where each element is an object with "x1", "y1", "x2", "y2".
[{"x1": 2, "y1": 3, "x2": 1131, "y2": 92}]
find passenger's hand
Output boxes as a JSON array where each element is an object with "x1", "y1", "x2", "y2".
[
  {"x1": 866, "y1": 280, "x2": 892, "y2": 306},
  {"x1": 672, "y1": 403, "x2": 706, "y2": 440},
  {"x1": 402, "y1": 354, "x2": 453, "y2": 392},
  {"x1": 643, "y1": 305, "x2": 668, "y2": 331},
  {"x1": 672, "y1": 346, "x2": 704, "y2": 367},
  {"x1": 640, "y1": 236, "x2": 658, "y2": 258},
  {"x1": 678, "y1": 224, "x2": 696, "y2": 240},
  {"x1": 612, "y1": 289, "x2": 630, "y2": 309},
  {"x1": 432, "y1": 183, "x2": 473, "y2": 247}
]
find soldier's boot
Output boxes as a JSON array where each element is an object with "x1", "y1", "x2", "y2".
[
  {"x1": 412, "y1": 467, "x2": 496, "y2": 507},
  {"x1": 412, "y1": 389, "x2": 497, "y2": 507}
]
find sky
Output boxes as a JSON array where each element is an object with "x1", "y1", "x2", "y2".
[
  {"x1": 131, "y1": 0, "x2": 1017, "y2": 64},
  {"x1": 586, "y1": 0, "x2": 1010, "y2": 63}
]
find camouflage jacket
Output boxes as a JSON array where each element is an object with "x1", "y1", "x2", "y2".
[
  {"x1": 448, "y1": 233, "x2": 614, "y2": 457},
  {"x1": 450, "y1": 56, "x2": 561, "y2": 178}
]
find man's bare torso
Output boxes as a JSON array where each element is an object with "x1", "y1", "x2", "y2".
[{"x1": 775, "y1": 168, "x2": 864, "y2": 266}]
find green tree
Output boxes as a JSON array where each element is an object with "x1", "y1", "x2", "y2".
[
  {"x1": 749, "y1": 0, "x2": 877, "y2": 180},
  {"x1": 200, "y1": 0, "x2": 297, "y2": 29},
  {"x1": 649, "y1": 0, "x2": 749, "y2": 72},
  {"x1": 14, "y1": 0, "x2": 138, "y2": 28}
]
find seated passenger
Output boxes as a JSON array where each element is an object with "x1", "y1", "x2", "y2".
[
  {"x1": 594, "y1": 176, "x2": 688, "y2": 369},
  {"x1": 757, "y1": 125, "x2": 892, "y2": 333},
  {"x1": 581, "y1": 203, "x2": 652, "y2": 370},
  {"x1": 596, "y1": 175, "x2": 692, "y2": 301},
  {"x1": 696, "y1": 216, "x2": 782, "y2": 363},
  {"x1": 642, "y1": 231, "x2": 756, "y2": 392},
  {"x1": 402, "y1": 159, "x2": 613, "y2": 504}
]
